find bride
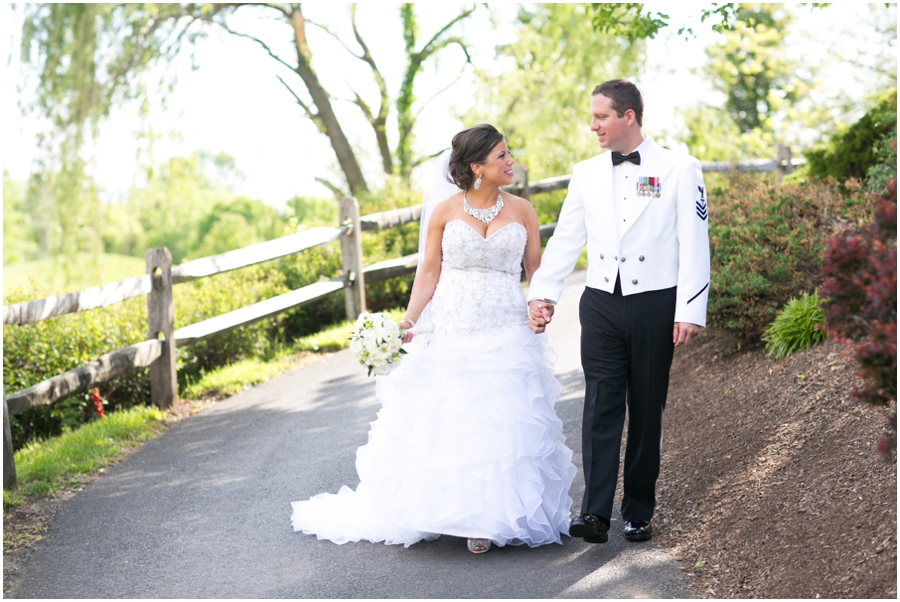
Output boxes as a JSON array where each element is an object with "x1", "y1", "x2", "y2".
[{"x1": 290, "y1": 124, "x2": 576, "y2": 554}]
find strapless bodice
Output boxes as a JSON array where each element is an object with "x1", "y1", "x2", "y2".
[{"x1": 429, "y1": 220, "x2": 529, "y2": 336}]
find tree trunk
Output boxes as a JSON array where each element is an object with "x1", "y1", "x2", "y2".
[{"x1": 290, "y1": 7, "x2": 368, "y2": 195}]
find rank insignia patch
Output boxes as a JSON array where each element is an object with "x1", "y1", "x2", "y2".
[{"x1": 696, "y1": 185, "x2": 708, "y2": 221}]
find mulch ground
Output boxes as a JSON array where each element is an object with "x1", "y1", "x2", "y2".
[
  {"x1": 656, "y1": 332, "x2": 897, "y2": 598},
  {"x1": 4, "y1": 338, "x2": 897, "y2": 598}
]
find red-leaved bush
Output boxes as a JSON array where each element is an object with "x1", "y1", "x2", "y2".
[{"x1": 820, "y1": 169, "x2": 897, "y2": 457}]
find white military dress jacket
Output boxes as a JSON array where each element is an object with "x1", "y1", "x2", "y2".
[{"x1": 528, "y1": 135, "x2": 710, "y2": 327}]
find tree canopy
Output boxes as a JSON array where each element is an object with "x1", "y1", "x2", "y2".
[
  {"x1": 20, "y1": 3, "x2": 478, "y2": 196},
  {"x1": 463, "y1": 4, "x2": 643, "y2": 179}
]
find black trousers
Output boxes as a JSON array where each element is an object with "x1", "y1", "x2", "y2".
[{"x1": 578, "y1": 276, "x2": 676, "y2": 523}]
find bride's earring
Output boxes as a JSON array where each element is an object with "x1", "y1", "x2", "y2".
[{"x1": 473, "y1": 174, "x2": 482, "y2": 190}]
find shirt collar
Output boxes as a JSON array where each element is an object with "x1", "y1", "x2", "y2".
[{"x1": 631, "y1": 134, "x2": 652, "y2": 156}]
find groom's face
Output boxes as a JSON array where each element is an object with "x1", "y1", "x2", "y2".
[{"x1": 590, "y1": 94, "x2": 632, "y2": 153}]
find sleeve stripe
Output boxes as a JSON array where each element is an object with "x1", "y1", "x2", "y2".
[{"x1": 686, "y1": 282, "x2": 709, "y2": 305}]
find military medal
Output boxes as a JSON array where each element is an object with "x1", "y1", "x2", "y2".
[{"x1": 636, "y1": 177, "x2": 661, "y2": 198}]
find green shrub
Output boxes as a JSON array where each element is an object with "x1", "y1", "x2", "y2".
[
  {"x1": 762, "y1": 291, "x2": 827, "y2": 359},
  {"x1": 707, "y1": 171, "x2": 871, "y2": 346},
  {"x1": 4, "y1": 264, "x2": 297, "y2": 449},
  {"x1": 3, "y1": 283, "x2": 149, "y2": 448},
  {"x1": 803, "y1": 90, "x2": 897, "y2": 185},
  {"x1": 865, "y1": 134, "x2": 898, "y2": 194},
  {"x1": 3, "y1": 182, "x2": 425, "y2": 450},
  {"x1": 173, "y1": 263, "x2": 293, "y2": 381}
]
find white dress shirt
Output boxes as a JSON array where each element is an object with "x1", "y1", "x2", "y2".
[{"x1": 614, "y1": 136, "x2": 653, "y2": 244}]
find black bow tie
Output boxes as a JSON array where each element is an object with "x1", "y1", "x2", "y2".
[{"x1": 611, "y1": 151, "x2": 641, "y2": 166}]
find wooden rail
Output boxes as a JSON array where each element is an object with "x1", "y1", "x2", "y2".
[
  {"x1": 173, "y1": 279, "x2": 347, "y2": 346},
  {"x1": 3, "y1": 275, "x2": 152, "y2": 326},
  {"x1": 3, "y1": 153, "x2": 797, "y2": 488},
  {"x1": 171, "y1": 226, "x2": 347, "y2": 284},
  {"x1": 4, "y1": 339, "x2": 164, "y2": 416}
]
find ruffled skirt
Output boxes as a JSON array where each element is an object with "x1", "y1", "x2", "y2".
[{"x1": 290, "y1": 324, "x2": 576, "y2": 548}]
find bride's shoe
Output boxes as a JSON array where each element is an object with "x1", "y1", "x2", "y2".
[{"x1": 467, "y1": 538, "x2": 491, "y2": 554}]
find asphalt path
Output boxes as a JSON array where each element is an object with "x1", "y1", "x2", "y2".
[{"x1": 10, "y1": 270, "x2": 694, "y2": 599}]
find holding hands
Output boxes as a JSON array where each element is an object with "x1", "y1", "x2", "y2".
[{"x1": 528, "y1": 300, "x2": 555, "y2": 334}]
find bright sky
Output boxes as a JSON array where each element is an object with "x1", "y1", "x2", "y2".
[{"x1": 2, "y1": 3, "x2": 894, "y2": 208}]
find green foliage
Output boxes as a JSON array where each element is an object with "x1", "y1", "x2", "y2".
[
  {"x1": 20, "y1": 4, "x2": 193, "y2": 265},
  {"x1": 194, "y1": 198, "x2": 286, "y2": 257},
  {"x1": 100, "y1": 202, "x2": 146, "y2": 257},
  {"x1": 588, "y1": 3, "x2": 826, "y2": 40},
  {"x1": 588, "y1": 3, "x2": 670, "y2": 42},
  {"x1": 285, "y1": 195, "x2": 338, "y2": 227},
  {"x1": 355, "y1": 176, "x2": 423, "y2": 312},
  {"x1": 4, "y1": 263, "x2": 303, "y2": 449},
  {"x1": 2, "y1": 173, "x2": 38, "y2": 264},
  {"x1": 707, "y1": 172, "x2": 872, "y2": 346},
  {"x1": 19, "y1": 4, "x2": 477, "y2": 195},
  {"x1": 676, "y1": 5, "x2": 847, "y2": 161},
  {"x1": 3, "y1": 283, "x2": 149, "y2": 448},
  {"x1": 393, "y1": 5, "x2": 475, "y2": 181},
  {"x1": 174, "y1": 265, "x2": 292, "y2": 374},
  {"x1": 705, "y1": 6, "x2": 805, "y2": 134},
  {"x1": 265, "y1": 244, "x2": 346, "y2": 341},
  {"x1": 762, "y1": 292, "x2": 827, "y2": 359},
  {"x1": 21, "y1": 4, "x2": 190, "y2": 136},
  {"x1": 803, "y1": 90, "x2": 898, "y2": 185},
  {"x1": 10, "y1": 405, "x2": 165, "y2": 496},
  {"x1": 3, "y1": 252, "x2": 146, "y2": 295},
  {"x1": 865, "y1": 134, "x2": 898, "y2": 194},
  {"x1": 465, "y1": 4, "x2": 643, "y2": 180},
  {"x1": 677, "y1": 105, "x2": 773, "y2": 162},
  {"x1": 3, "y1": 170, "x2": 428, "y2": 450},
  {"x1": 129, "y1": 153, "x2": 253, "y2": 263}
]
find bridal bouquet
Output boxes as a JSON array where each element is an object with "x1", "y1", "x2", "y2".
[{"x1": 350, "y1": 312, "x2": 407, "y2": 376}]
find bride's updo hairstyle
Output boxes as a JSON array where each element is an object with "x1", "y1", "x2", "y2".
[{"x1": 447, "y1": 123, "x2": 504, "y2": 190}]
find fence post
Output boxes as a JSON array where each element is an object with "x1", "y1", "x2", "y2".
[
  {"x1": 339, "y1": 197, "x2": 366, "y2": 320},
  {"x1": 3, "y1": 396, "x2": 16, "y2": 490},
  {"x1": 513, "y1": 163, "x2": 529, "y2": 200},
  {"x1": 146, "y1": 248, "x2": 177, "y2": 410},
  {"x1": 777, "y1": 144, "x2": 793, "y2": 178}
]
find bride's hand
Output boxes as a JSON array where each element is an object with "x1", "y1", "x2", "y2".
[{"x1": 400, "y1": 317, "x2": 415, "y2": 344}]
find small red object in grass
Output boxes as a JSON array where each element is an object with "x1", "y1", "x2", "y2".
[{"x1": 91, "y1": 387, "x2": 105, "y2": 419}]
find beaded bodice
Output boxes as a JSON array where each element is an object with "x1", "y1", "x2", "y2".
[{"x1": 429, "y1": 220, "x2": 529, "y2": 336}]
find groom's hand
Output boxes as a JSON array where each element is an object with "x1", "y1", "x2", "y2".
[
  {"x1": 528, "y1": 300, "x2": 555, "y2": 334},
  {"x1": 673, "y1": 322, "x2": 701, "y2": 347}
]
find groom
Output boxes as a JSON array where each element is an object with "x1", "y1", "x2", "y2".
[{"x1": 527, "y1": 80, "x2": 710, "y2": 543}]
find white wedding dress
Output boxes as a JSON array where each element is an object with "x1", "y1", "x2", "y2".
[{"x1": 290, "y1": 219, "x2": 576, "y2": 548}]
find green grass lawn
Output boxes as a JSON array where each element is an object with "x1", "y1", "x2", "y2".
[
  {"x1": 4, "y1": 252, "x2": 147, "y2": 296},
  {"x1": 4, "y1": 405, "x2": 166, "y2": 502}
]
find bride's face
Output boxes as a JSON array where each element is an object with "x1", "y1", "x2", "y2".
[{"x1": 474, "y1": 140, "x2": 515, "y2": 187}]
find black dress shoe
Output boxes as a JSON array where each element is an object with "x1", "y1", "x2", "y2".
[
  {"x1": 569, "y1": 514, "x2": 609, "y2": 543},
  {"x1": 623, "y1": 520, "x2": 652, "y2": 542}
]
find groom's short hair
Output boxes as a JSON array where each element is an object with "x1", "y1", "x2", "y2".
[{"x1": 592, "y1": 80, "x2": 643, "y2": 127}]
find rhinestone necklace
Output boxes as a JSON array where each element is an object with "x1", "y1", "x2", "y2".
[{"x1": 463, "y1": 191, "x2": 504, "y2": 225}]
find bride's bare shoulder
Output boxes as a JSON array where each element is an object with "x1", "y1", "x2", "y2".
[
  {"x1": 431, "y1": 193, "x2": 463, "y2": 219},
  {"x1": 502, "y1": 193, "x2": 538, "y2": 218}
]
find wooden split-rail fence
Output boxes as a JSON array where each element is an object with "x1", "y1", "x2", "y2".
[{"x1": 2, "y1": 154, "x2": 800, "y2": 488}]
